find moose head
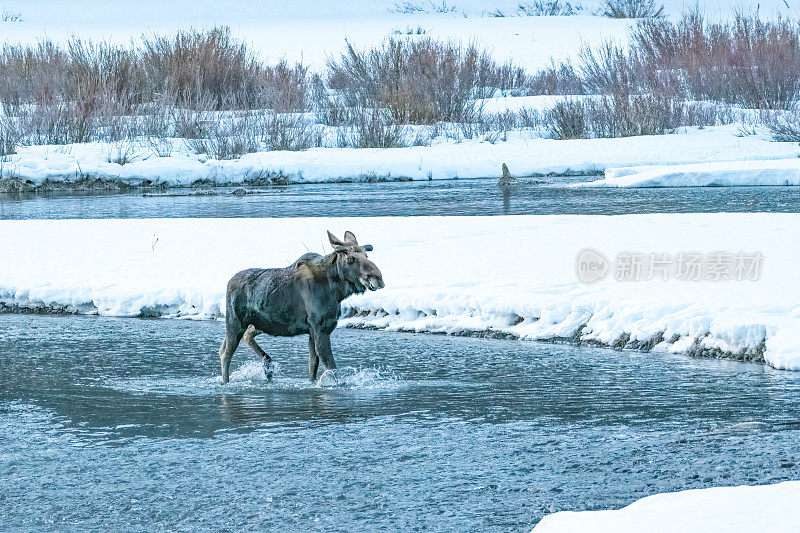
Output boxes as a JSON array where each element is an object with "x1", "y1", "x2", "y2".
[{"x1": 327, "y1": 230, "x2": 385, "y2": 293}]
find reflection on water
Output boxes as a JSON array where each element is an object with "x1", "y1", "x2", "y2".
[
  {"x1": 2, "y1": 177, "x2": 800, "y2": 219},
  {"x1": 2, "y1": 314, "x2": 800, "y2": 530}
]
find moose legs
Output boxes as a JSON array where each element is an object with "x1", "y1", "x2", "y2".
[
  {"x1": 219, "y1": 325, "x2": 244, "y2": 385},
  {"x1": 243, "y1": 325, "x2": 273, "y2": 380},
  {"x1": 308, "y1": 335, "x2": 320, "y2": 381},
  {"x1": 309, "y1": 329, "x2": 336, "y2": 381}
]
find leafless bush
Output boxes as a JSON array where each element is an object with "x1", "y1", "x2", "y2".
[
  {"x1": 766, "y1": 109, "x2": 800, "y2": 141},
  {"x1": 0, "y1": 115, "x2": 21, "y2": 156},
  {"x1": 142, "y1": 27, "x2": 304, "y2": 110},
  {"x1": 1, "y1": 9, "x2": 22, "y2": 22},
  {"x1": 633, "y1": 13, "x2": 800, "y2": 109},
  {"x1": 548, "y1": 92, "x2": 726, "y2": 139},
  {"x1": 518, "y1": 1, "x2": 584, "y2": 16},
  {"x1": 262, "y1": 113, "x2": 319, "y2": 151},
  {"x1": 548, "y1": 100, "x2": 588, "y2": 139},
  {"x1": 391, "y1": 1, "x2": 456, "y2": 14},
  {"x1": 579, "y1": 42, "x2": 646, "y2": 94},
  {"x1": 16, "y1": 101, "x2": 103, "y2": 144},
  {"x1": 589, "y1": 92, "x2": 685, "y2": 137},
  {"x1": 185, "y1": 111, "x2": 318, "y2": 158},
  {"x1": 0, "y1": 28, "x2": 309, "y2": 119},
  {"x1": 602, "y1": 0, "x2": 664, "y2": 18},
  {"x1": 336, "y1": 108, "x2": 404, "y2": 148},
  {"x1": 528, "y1": 62, "x2": 585, "y2": 94},
  {"x1": 327, "y1": 38, "x2": 524, "y2": 124}
]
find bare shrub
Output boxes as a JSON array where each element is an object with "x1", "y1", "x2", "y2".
[
  {"x1": 16, "y1": 101, "x2": 102, "y2": 144},
  {"x1": 518, "y1": 1, "x2": 584, "y2": 16},
  {"x1": 1, "y1": 9, "x2": 22, "y2": 22},
  {"x1": 633, "y1": 13, "x2": 800, "y2": 109},
  {"x1": 579, "y1": 42, "x2": 645, "y2": 94},
  {"x1": 548, "y1": 100, "x2": 588, "y2": 139},
  {"x1": 589, "y1": 92, "x2": 685, "y2": 137},
  {"x1": 336, "y1": 108, "x2": 404, "y2": 148},
  {"x1": 602, "y1": 0, "x2": 664, "y2": 18},
  {"x1": 0, "y1": 115, "x2": 21, "y2": 156},
  {"x1": 143, "y1": 27, "x2": 259, "y2": 109},
  {"x1": 185, "y1": 110, "x2": 318, "y2": 158},
  {"x1": 0, "y1": 41, "x2": 71, "y2": 108},
  {"x1": 391, "y1": 1, "x2": 455, "y2": 14},
  {"x1": 548, "y1": 91, "x2": 726, "y2": 139},
  {"x1": 766, "y1": 109, "x2": 800, "y2": 141},
  {"x1": 327, "y1": 39, "x2": 524, "y2": 124},
  {"x1": 528, "y1": 62, "x2": 584, "y2": 94},
  {"x1": 262, "y1": 113, "x2": 318, "y2": 151}
]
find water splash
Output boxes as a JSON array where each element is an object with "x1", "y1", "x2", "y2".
[{"x1": 103, "y1": 361, "x2": 408, "y2": 396}]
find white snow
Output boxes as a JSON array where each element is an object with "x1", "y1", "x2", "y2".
[
  {"x1": 532, "y1": 481, "x2": 800, "y2": 533},
  {"x1": 0, "y1": 1, "x2": 632, "y2": 72},
  {"x1": 4, "y1": 126, "x2": 798, "y2": 184},
  {"x1": 1, "y1": 214, "x2": 798, "y2": 369},
  {"x1": 578, "y1": 157, "x2": 800, "y2": 187}
]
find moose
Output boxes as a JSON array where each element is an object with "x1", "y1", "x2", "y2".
[{"x1": 219, "y1": 231, "x2": 385, "y2": 384}]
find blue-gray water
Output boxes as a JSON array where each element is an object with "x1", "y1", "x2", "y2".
[
  {"x1": 3, "y1": 314, "x2": 800, "y2": 531},
  {"x1": 2, "y1": 178, "x2": 800, "y2": 219}
]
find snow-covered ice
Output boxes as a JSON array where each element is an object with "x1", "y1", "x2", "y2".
[
  {"x1": 533, "y1": 481, "x2": 800, "y2": 532},
  {"x1": 3, "y1": 126, "x2": 797, "y2": 185},
  {"x1": 1, "y1": 214, "x2": 798, "y2": 369},
  {"x1": 579, "y1": 157, "x2": 800, "y2": 188}
]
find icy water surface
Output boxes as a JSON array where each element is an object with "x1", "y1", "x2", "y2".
[
  {"x1": 3, "y1": 315, "x2": 800, "y2": 531},
  {"x1": 2, "y1": 177, "x2": 800, "y2": 219}
]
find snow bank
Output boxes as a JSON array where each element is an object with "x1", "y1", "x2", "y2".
[
  {"x1": 1, "y1": 214, "x2": 798, "y2": 369},
  {"x1": 581, "y1": 158, "x2": 800, "y2": 187},
  {"x1": 4, "y1": 126, "x2": 798, "y2": 185},
  {"x1": 533, "y1": 481, "x2": 800, "y2": 532}
]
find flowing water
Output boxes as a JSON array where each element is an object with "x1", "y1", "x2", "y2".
[
  {"x1": 3, "y1": 314, "x2": 800, "y2": 531},
  {"x1": 2, "y1": 178, "x2": 800, "y2": 219}
]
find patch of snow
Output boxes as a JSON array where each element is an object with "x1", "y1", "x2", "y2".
[
  {"x1": 532, "y1": 481, "x2": 800, "y2": 533},
  {"x1": 578, "y1": 158, "x2": 800, "y2": 187},
  {"x1": 3, "y1": 126, "x2": 798, "y2": 184},
  {"x1": 0, "y1": 2, "x2": 632, "y2": 72},
  {"x1": 1, "y1": 214, "x2": 798, "y2": 369}
]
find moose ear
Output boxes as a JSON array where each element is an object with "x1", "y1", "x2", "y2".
[
  {"x1": 362, "y1": 244, "x2": 373, "y2": 251},
  {"x1": 343, "y1": 231, "x2": 358, "y2": 244},
  {"x1": 327, "y1": 230, "x2": 345, "y2": 247}
]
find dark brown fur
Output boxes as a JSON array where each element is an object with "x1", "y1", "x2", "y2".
[{"x1": 219, "y1": 231, "x2": 384, "y2": 383}]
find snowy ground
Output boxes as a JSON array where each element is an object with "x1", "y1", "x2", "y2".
[
  {"x1": 533, "y1": 481, "x2": 800, "y2": 532},
  {"x1": 0, "y1": 0, "x2": 791, "y2": 70},
  {"x1": 4, "y1": 125, "x2": 797, "y2": 185},
  {"x1": 579, "y1": 157, "x2": 800, "y2": 187},
  {"x1": 0, "y1": 1, "x2": 632, "y2": 72},
  {"x1": 1, "y1": 214, "x2": 798, "y2": 369}
]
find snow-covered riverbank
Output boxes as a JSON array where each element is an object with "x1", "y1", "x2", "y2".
[
  {"x1": 1, "y1": 214, "x2": 798, "y2": 369},
  {"x1": 533, "y1": 481, "x2": 800, "y2": 532},
  {"x1": 581, "y1": 157, "x2": 800, "y2": 188},
  {"x1": 2, "y1": 126, "x2": 797, "y2": 186}
]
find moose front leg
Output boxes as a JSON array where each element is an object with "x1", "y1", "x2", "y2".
[
  {"x1": 242, "y1": 325, "x2": 273, "y2": 380},
  {"x1": 308, "y1": 335, "x2": 319, "y2": 381},
  {"x1": 312, "y1": 329, "x2": 336, "y2": 373}
]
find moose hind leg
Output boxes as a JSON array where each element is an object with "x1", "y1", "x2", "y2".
[
  {"x1": 308, "y1": 335, "x2": 319, "y2": 382},
  {"x1": 219, "y1": 328, "x2": 244, "y2": 384},
  {"x1": 243, "y1": 325, "x2": 273, "y2": 380}
]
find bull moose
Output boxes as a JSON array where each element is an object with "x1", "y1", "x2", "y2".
[{"x1": 219, "y1": 231, "x2": 385, "y2": 384}]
